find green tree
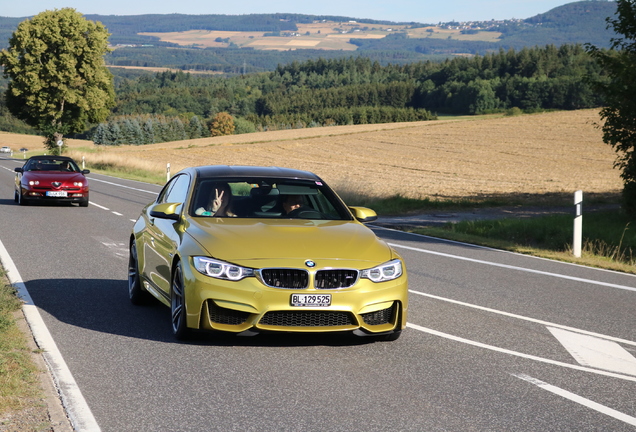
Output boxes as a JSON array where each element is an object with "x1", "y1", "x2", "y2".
[
  {"x1": 233, "y1": 117, "x2": 256, "y2": 135},
  {"x1": 188, "y1": 115, "x2": 204, "y2": 139},
  {"x1": 587, "y1": 0, "x2": 636, "y2": 217},
  {"x1": 0, "y1": 8, "x2": 115, "y2": 153}
]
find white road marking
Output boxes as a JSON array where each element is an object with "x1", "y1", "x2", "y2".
[
  {"x1": 0, "y1": 240, "x2": 101, "y2": 431},
  {"x1": 548, "y1": 327, "x2": 636, "y2": 376},
  {"x1": 409, "y1": 290, "x2": 636, "y2": 347},
  {"x1": 97, "y1": 238, "x2": 129, "y2": 259},
  {"x1": 89, "y1": 177, "x2": 157, "y2": 194},
  {"x1": 89, "y1": 201, "x2": 124, "y2": 217},
  {"x1": 406, "y1": 323, "x2": 636, "y2": 382},
  {"x1": 391, "y1": 242, "x2": 636, "y2": 292},
  {"x1": 89, "y1": 201, "x2": 109, "y2": 211},
  {"x1": 513, "y1": 374, "x2": 636, "y2": 426}
]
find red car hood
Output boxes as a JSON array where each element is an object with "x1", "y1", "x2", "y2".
[{"x1": 21, "y1": 171, "x2": 87, "y2": 186}]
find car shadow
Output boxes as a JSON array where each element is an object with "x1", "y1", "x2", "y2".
[{"x1": 22, "y1": 278, "x2": 380, "y2": 348}]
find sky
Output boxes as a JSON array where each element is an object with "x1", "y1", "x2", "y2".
[{"x1": 1, "y1": 0, "x2": 586, "y2": 23}]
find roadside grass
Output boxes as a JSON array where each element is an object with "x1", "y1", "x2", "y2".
[
  {"x1": 66, "y1": 147, "x2": 168, "y2": 184},
  {"x1": 337, "y1": 192, "x2": 513, "y2": 214},
  {"x1": 410, "y1": 210, "x2": 636, "y2": 274},
  {"x1": 0, "y1": 269, "x2": 48, "y2": 429}
]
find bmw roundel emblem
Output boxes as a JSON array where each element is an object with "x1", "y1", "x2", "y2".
[{"x1": 305, "y1": 260, "x2": 316, "y2": 268}]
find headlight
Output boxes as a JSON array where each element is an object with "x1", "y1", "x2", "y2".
[
  {"x1": 29, "y1": 180, "x2": 39, "y2": 186},
  {"x1": 193, "y1": 257, "x2": 254, "y2": 281},
  {"x1": 74, "y1": 182, "x2": 83, "y2": 187},
  {"x1": 361, "y1": 259, "x2": 403, "y2": 282}
]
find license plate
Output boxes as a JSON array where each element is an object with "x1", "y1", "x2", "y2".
[
  {"x1": 291, "y1": 294, "x2": 331, "y2": 307},
  {"x1": 46, "y1": 191, "x2": 67, "y2": 197}
]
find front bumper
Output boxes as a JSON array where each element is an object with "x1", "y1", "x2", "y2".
[
  {"x1": 182, "y1": 261, "x2": 408, "y2": 336},
  {"x1": 19, "y1": 187, "x2": 88, "y2": 204}
]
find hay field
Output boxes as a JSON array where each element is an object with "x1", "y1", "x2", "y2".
[
  {"x1": 140, "y1": 22, "x2": 414, "y2": 51},
  {"x1": 29, "y1": 109, "x2": 617, "y2": 201},
  {"x1": 137, "y1": 22, "x2": 502, "y2": 51},
  {"x1": 407, "y1": 27, "x2": 503, "y2": 42}
]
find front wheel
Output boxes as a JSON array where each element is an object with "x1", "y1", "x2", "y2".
[
  {"x1": 18, "y1": 191, "x2": 28, "y2": 206},
  {"x1": 171, "y1": 262, "x2": 190, "y2": 340},
  {"x1": 128, "y1": 241, "x2": 149, "y2": 305}
]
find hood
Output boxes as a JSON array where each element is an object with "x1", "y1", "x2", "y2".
[
  {"x1": 186, "y1": 218, "x2": 392, "y2": 267},
  {"x1": 22, "y1": 171, "x2": 87, "y2": 186}
]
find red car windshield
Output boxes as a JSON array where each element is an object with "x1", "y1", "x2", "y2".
[{"x1": 25, "y1": 159, "x2": 80, "y2": 173}]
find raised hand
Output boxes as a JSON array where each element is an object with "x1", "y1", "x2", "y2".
[{"x1": 211, "y1": 189, "x2": 225, "y2": 212}]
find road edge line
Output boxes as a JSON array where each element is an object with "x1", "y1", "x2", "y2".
[{"x1": 0, "y1": 239, "x2": 101, "y2": 432}]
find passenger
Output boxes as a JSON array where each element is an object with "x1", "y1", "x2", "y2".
[
  {"x1": 195, "y1": 183, "x2": 236, "y2": 217},
  {"x1": 59, "y1": 161, "x2": 72, "y2": 171}
]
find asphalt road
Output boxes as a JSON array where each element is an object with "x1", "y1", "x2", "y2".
[{"x1": 1, "y1": 156, "x2": 635, "y2": 431}]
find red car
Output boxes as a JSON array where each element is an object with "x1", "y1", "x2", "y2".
[{"x1": 14, "y1": 155, "x2": 90, "y2": 207}]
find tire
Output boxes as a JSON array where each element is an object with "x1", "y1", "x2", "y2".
[
  {"x1": 171, "y1": 262, "x2": 190, "y2": 340},
  {"x1": 18, "y1": 191, "x2": 28, "y2": 206},
  {"x1": 14, "y1": 190, "x2": 18, "y2": 203},
  {"x1": 128, "y1": 241, "x2": 149, "y2": 305},
  {"x1": 80, "y1": 199, "x2": 89, "y2": 207}
]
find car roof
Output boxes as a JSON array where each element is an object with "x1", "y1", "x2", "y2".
[
  {"x1": 193, "y1": 165, "x2": 322, "y2": 181},
  {"x1": 27, "y1": 155, "x2": 75, "y2": 162}
]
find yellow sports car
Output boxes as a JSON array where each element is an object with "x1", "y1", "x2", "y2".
[{"x1": 129, "y1": 166, "x2": 408, "y2": 341}]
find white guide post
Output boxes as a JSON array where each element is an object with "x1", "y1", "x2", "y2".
[
  {"x1": 167, "y1": 163, "x2": 171, "y2": 182},
  {"x1": 573, "y1": 190, "x2": 583, "y2": 257}
]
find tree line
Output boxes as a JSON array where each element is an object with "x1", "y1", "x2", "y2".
[
  {"x1": 102, "y1": 44, "x2": 603, "y2": 139},
  {"x1": 0, "y1": 43, "x2": 608, "y2": 145}
]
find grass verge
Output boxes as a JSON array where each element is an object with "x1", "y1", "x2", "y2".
[
  {"x1": 0, "y1": 269, "x2": 51, "y2": 430},
  {"x1": 409, "y1": 210, "x2": 636, "y2": 274}
]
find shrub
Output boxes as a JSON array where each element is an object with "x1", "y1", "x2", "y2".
[{"x1": 208, "y1": 112, "x2": 235, "y2": 137}]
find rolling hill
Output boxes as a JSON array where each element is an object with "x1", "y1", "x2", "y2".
[{"x1": 0, "y1": 1, "x2": 620, "y2": 73}]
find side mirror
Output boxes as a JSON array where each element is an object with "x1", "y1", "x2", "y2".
[
  {"x1": 14, "y1": 167, "x2": 23, "y2": 173},
  {"x1": 82, "y1": 169, "x2": 90, "y2": 174},
  {"x1": 349, "y1": 206, "x2": 378, "y2": 223},
  {"x1": 149, "y1": 202, "x2": 181, "y2": 221}
]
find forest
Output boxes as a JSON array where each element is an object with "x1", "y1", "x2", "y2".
[
  {"x1": 0, "y1": 2, "x2": 613, "y2": 146},
  {"x1": 0, "y1": 43, "x2": 605, "y2": 145},
  {"x1": 80, "y1": 43, "x2": 604, "y2": 145}
]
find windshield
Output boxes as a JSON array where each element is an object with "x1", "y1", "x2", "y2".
[
  {"x1": 24, "y1": 159, "x2": 80, "y2": 173},
  {"x1": 190, "y1": 178, "x2": 352, "y2": 220}
]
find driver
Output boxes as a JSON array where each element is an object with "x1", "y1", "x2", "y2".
[
  {"x1": 282, "y1": 194, "x2": 304, "y2": 214},
  {"x1": 282, "y1": 194, "x2": 313, "y2": 217}
]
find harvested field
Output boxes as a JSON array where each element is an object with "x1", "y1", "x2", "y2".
[
  {"x1": 1, "y1": 110, "x2": 622, "y2": 201},
  {"x1": 135, "y1": 23, "x2": 502, "y2": 51}
]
